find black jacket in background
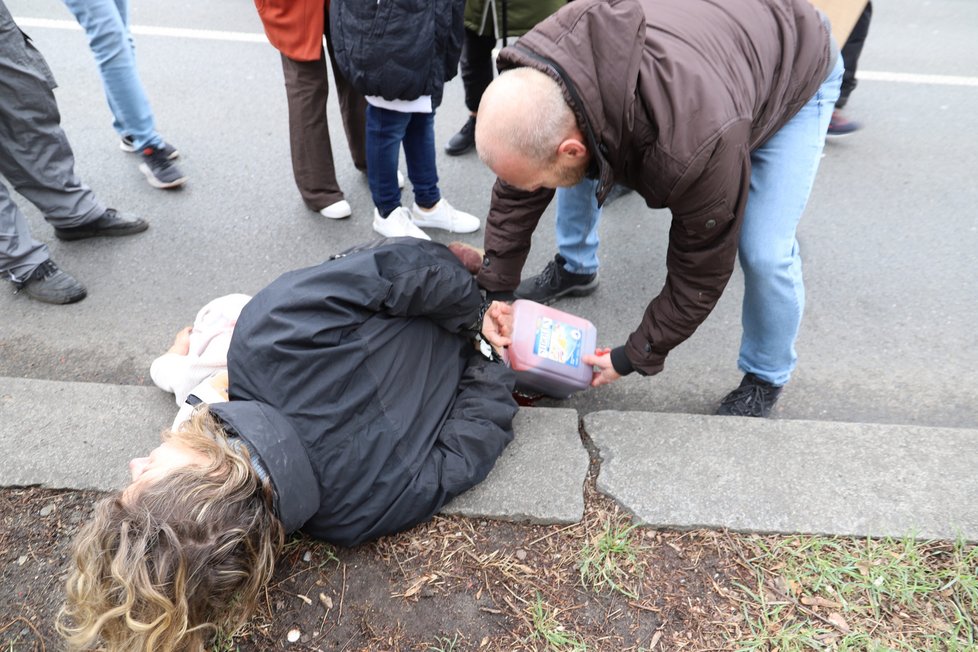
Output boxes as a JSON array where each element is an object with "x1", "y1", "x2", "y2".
[
  {"x1": 329, "y1": 0, "x2": 464, "y2": 107},
  {"x1": 210, "y1": 239, "x2": 517, "y2": 547}
]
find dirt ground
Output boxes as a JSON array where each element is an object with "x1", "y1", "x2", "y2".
[
  {"x1": 2, "y1": 479, "x2": 974, "y2": 651},
  {"x1": 1, "y1": 478, "x2": 755, "y2": 652}
]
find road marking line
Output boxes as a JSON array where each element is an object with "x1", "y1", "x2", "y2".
[
  {"x1": 860, "y1": 70, "x2": 978, "y2": 87},
  {"x1": 13, "y1": 17, "x2": 268, "y2": 44},
  {"x1": 12, "y1": 17, "x2": 978, "y2": 88}
]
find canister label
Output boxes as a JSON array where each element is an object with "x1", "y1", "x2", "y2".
[{"x1": 533, "y1": 317, "x2": 583, "y2": 367}]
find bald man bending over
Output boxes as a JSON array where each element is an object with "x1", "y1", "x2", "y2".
[{"x1": 474, "y1": 0, "x2": 842, "y2": 418}]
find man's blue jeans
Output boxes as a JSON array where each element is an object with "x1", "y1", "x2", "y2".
[
  {"x1": 365, "y1": 106, "x2": 440, "y2": 215},
  {"x1": 738, "y1": 54, "x2": 843, "y2": 386},
  {"x1": 553, "y1": 55, "x2": 843, "y2": 386},
  {"x1": 63, "y1": 0, "x2": 162, "y2": 151},
  {"x1": 555, "y1": 177, "x2": 602, "y2": 275}
]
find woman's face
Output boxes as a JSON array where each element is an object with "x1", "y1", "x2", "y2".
[{"x1": 127, "y1": 439, "x2": 208, "y2": 495}]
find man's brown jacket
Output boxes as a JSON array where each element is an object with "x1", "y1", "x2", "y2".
[{"x1": 477, "y1": 0, "x2": 834, "y2": 376}]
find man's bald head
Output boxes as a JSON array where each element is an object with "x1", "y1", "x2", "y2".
[
  {"x1": 475, "y1": 67, "x2": 589, "y2": 191},
  {"x1": 476, "y1": 67, "x2": 579, "y2": 167}
]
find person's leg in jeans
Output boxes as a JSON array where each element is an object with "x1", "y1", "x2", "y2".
[
  {"x1": 737, "y1": 55, "x2": 843, "y2": 387},
  {"x1": 62, "y1": 0, "x2": 160, "y2": 151},
  {"x1": 513, "y1": 177, "x2": 602, "y2": 303},
  {"x1": 402, "y1": 112, "x2": 440, "y2": 209},
  {"x1": 404, "y1": 112, "x2": 481, "y2": 234},
  {"x1": 366, "y1": 106, "x2": 411, "y2": 216},
  {"x1": 281, "y1": 53, "x2": 347, "y2": 211},
  {"x1": 556, "y1": 177, "x2": 601, "y2": 276}
]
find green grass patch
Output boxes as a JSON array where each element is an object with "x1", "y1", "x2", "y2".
[
  {"x1": 729, "y1": 534, "x2": 977, "y2": 650},
  {"x1": 578, "y1": 516, "x2": 645, "y2": 599},
  {"x1": 528, "y1": 593, "x2": 588, "y2": 651}
]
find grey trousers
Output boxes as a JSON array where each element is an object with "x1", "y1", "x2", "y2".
[{"x1": 0, "y1": 2, "x2": 104, "y2": 282}]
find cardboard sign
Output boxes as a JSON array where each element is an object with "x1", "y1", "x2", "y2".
[{"x1": 809, "y1": 0, "x2": 869, "y2": 44}]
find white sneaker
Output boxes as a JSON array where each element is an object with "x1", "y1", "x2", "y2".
[
  {"x1": 410, "y1": 199, "x2": 481, "y2": 233},
  {"x1": 397, "y1": 170, "x2": 405, "y2": 189},
  {"x1": 372, "y1": 207, "x2": 430, "y2": 240},
  {"x1": 319, "y1": 199, "x2": 352, "y2": 219}
]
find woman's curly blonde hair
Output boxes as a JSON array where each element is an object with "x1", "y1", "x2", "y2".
[{"x1": 58, "y1": 409, "x2": 284, "y2": 651}]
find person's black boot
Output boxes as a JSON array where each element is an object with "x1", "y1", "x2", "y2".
[
  {"x1": 716, "y1": 373, "x2": 783, "y2": 417},
  {"x1": 514, "y1": 254, "x2": 599, "y2": 305},
  {"x1": 14, "y1": 260, "x2": 87, "y2": 304},
  {"x1": 54, "y1": 208, "x2": 149, "y2": 241},
  {"x1": 445, "y1": 115, "x2": 477, "y2": 156}
]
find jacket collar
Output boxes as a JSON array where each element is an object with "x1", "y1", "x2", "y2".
[{"x1": 209, "y1": 401, "x2": 320, "y2": 533}]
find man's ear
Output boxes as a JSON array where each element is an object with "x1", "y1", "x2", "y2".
[{"x1": 557, "y1": 138, "x2": 588, "y2": 160}]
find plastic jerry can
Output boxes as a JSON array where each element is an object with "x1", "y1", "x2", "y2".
[{"x1": 504, "y1": 299, "x2": 597, "y2": 398}]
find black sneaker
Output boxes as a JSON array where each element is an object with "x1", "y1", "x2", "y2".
[
  {"x1": 139, "y1": 146, "x2": 188, "y2": 189},
  {"x1": 55, "y1": 208, "x2": 149, "y2": 241},
  {"x1": 716, "y1": 373, "x2": 783, "y2": 418},
  {"x1": 444, "y1": 116, "x2": 476, "y2": 156},
  {"x1": 14, "y1": 260, "x2": 87, "y2": 304},
  {"x1": 514, "y1": 254, "x2": 599, "y2": 305},
  {"x1": 120, "y1": 135, "x2": 179, "y2": 159}
]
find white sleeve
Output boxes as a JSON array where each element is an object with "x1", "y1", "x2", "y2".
[{"x1": 150, "y1": 353, "x2": 191, "y2": 405}]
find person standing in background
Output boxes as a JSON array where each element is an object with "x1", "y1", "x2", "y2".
[
  {"x1": 827, "y1": 1, "x2": 872, "y2": 136},
  {"x1": 330, "y1": 0, "x2": 481, "y2": 239},
  {"x1": 63, "y1": 0, "x2": 187, "y2": 189},
  {"x1": 444, "y1": 0, "x2": 565, "y2": 157},
  {"x1": 254, "y1": 0, "x2": 368, "y2": 220},
  {"x1": 1, "y1": 1, "x2": 149, "y2": 305}
]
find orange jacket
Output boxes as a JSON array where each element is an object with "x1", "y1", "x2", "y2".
[{"x1": 254, "y1": 0, "x2": 325, "y2": 62}]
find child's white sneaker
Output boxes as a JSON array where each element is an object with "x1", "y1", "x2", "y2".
[
  {"x1": 319, "y1": 199, "x2": 352, "y2": 219},
  {"x1": 410, "y1": 199, "x2": 480, "y2": 233},
  {"x1": 372, "y1": 207, "x2": 430, "y2": 240}
]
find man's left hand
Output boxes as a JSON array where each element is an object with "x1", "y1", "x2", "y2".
[{"x1": 583, "y1": 347, "x2": 621, "y2": 387}]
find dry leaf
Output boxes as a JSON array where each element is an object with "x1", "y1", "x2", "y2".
[
  {"x1": 827, "y1": 612, "x2": 850, "y2": 633},
  {"x1": 800, "y1": 595, "x2": 842, "y2": 609},
  {"x1": 650, "y1": 630, "x2": 663, "y2": 649}
]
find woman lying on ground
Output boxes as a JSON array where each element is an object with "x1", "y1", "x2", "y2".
[{"x1": 58, "y1": 238, "x2": 517, "y2": 652}]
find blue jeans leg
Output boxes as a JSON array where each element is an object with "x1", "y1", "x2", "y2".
[
  {"x1": 402, "y1": 111, "x2": 440, "y2": 208},
  {"x1": 555, "y1": 176, "x2": 601, "y2": 275},
  {"x1": 365, "y1": 105, "x2": 409, "y2": 215},
  {"x1": 737, "y1": 55, "x2": 843, "y2": 386},
  {"x1": 63, "y1": 0, "x2": 161, "y2": 150}
]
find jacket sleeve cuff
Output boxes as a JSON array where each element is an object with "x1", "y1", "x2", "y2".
[{"x1": 610, "y1": 346, "x2": 636, "y2": 376}]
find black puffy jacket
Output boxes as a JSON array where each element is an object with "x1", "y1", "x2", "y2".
[
  {"x1": 210, "y1": 239, "x2": 517, "y2": 547},
  {"x1": 329, "y1": 0, "x2": 464, "y2": 107}
]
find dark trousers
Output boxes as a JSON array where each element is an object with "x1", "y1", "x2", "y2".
[
  {"x1": 837, "y1": 1, "x2": 873, "y2": 109},
  {"x1": 459, "y1": 28, "x2": 498, "y2": 114},
  {"x1": 280, "y1": 11, "x2": 367, "y2": 211}
]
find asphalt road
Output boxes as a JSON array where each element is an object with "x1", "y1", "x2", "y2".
[{"x1": 2, "y1": 0, "x2": 976, "y2": 428}]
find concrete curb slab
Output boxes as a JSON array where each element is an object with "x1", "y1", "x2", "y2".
[
  {"x1": 586, "y1": 411, "x2": 978, "y2": 541},
  {"x1": 443, "y1": 407, "x2": 589, "y2": 524},
  {"x1": 0, "y1": 376, "x2": 172, "y2": 492}
]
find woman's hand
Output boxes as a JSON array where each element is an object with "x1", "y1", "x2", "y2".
[{"x1": 167, "y1": 326, "x2": 192, "y2": 356}]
